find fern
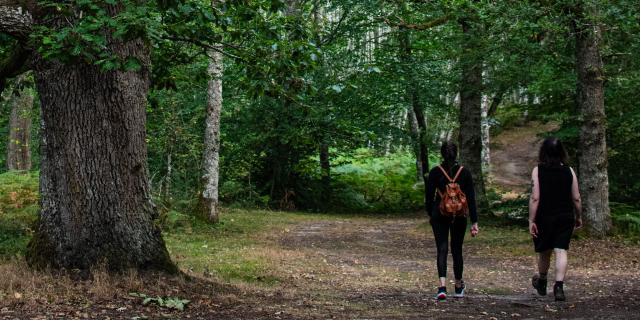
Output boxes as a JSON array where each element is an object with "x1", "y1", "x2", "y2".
[{"x1": 611, "y1": 202, "x2": 640, "y2": 236}]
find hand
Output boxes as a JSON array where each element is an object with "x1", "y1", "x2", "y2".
[
  {"x1": 575, "y1": 217, "x2": 583, "y2": 229},
  {"x1": 470, "y1": 223, "x2": 479, "y2": 237},
  {"x1": 529, "y1": 222, "x2": 538, "y2": 238}
]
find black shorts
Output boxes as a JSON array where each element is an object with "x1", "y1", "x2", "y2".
[{"x1": 533, "y1": 214, "x2": 574, "y2": 252}]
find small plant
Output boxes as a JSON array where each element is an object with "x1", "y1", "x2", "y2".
[
  {"x1": 129, "y1": 292, "x2": 191, "y2": 311},
  {"x1": 611, "y1": 202, "x2": 640, "y2": 238}
]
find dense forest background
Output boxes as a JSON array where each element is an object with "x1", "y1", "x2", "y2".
[
  {"x1": 1, "y1": 0, "x2": 639, "y2": 233},
  {"x1": 1, "y1": 1, "x2": 640, "y2": 317}
]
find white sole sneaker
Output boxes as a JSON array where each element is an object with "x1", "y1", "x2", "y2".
[{"x1": 454, "y1": 285, "x2": 465, "y2": 298}]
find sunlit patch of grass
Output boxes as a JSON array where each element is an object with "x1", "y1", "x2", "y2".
[{"x1": 163, "y1": 209, "x2": 315, "y2": 286}]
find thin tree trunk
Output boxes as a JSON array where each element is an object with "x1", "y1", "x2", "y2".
[
  {"x1": 313, "y1": 2, "x2": 331, "y2": 210},
  {"x1": 202, "y1": 44, "x2": 223, "y2": 223},
  {"x1": 573, "y1": 3, "x2": 611, "y2": 236},
  {"x1": 399, "y1": 29, "x2": 430, "y2": 208},
  {"x1": 7, "y1": 75, "x2": 32, "y2": 171},
  {"x1": 26, "y1": 6, "x2": 174, "y2": 271},
  {"x1": 481, "y1": 93, "x2": 490, "y2": 171},
  {"x1": 407, "y1": 107, "x2": 422, "y2": 181},
  {"x1": 319, "y1": 141, "x2": 330, "y2": 209},
  {"x1": 459, "y1": 18, "x2": 489, "y2": 214}
]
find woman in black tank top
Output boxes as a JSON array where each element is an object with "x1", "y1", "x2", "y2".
[{"x1": 528, "y1": 137, "x2": 583, "y2": 302}]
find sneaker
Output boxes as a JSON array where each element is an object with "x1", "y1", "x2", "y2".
[
  {"x1": 532, "y1": 274, "x2": 547, "y2": 296},
  {"x1": 554, "y1": 283, "x2": 566, "y2": 301},
  {"x1": 454, "y1": 281, "x2": 465, "y2": 298},
  {"x1": 435, "y1": 286, "x2": 447, "y2": 300}
]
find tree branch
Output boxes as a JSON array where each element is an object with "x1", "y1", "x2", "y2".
[
  {"x1": 0, "y1": 4, "x2": 33, "y2": 39},
  {"x1": 382, "y1": 15, "x2": 449, "y2": 31},
  {"x1": 0, "y1": 44, "x2": 31, "y2": 94}
]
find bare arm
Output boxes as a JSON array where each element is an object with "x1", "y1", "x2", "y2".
[
  {"x1": 570, "y1": 168, "x2": 583, "y2": 227},
  {"x1": 529, "y1": 167, "x2": 540, "y2": 223},
  {"x1": 529, "y1": 167, "x2": 540, "y2": 237}
]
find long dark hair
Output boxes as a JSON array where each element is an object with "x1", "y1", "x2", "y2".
[
  {"x1": 440, "y1": 141, "x2": 458, "y2": 169},
  {"x1": 538, "y1": 137, "x2": 568, "y2": 167}
]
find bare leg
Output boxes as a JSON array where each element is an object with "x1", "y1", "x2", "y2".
[
  {"x1": 439, "y1": 277, "x2": 446, "y2": 287},
  {"x1": 554, "y1": 249, "x2": 568, "y2": 281},
  {"x1": 538, "y1": 249, "x2": 552, "y2": 275}
]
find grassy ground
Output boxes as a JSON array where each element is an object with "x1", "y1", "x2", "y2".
[{"x1": 0, "y1": 171, "x2": 639, "y2": 319}]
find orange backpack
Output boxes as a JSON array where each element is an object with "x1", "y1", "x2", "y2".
[{"x1": 437, "y1": 165, "x2": 469, "y2": 218}]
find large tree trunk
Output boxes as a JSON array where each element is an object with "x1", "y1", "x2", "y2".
[
  {"x1": 459, "y1": 19, "x2": 489, "y2": 214},
  {"x1": 202, "y1": 45, "x2": 223, "y2": 223},
  {"x1": 7, "y1": 74, "x2": 32, "y2": 171},
  {"x1": 25, "y1": 7, "x2": 174, "y2": 271},
  {"x1": 573, "y1": 4, "x2": 611, "y2": 236}
]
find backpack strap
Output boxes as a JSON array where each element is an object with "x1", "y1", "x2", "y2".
[
  {"x1": 452, "y1": 166, "x2": 464, "y2": 182},
  {"x1": 437, "y1": 165, "x2": 464, "y2": 183},
  {"x1": 437, "y1": 165, "x2": 454, "y2": 182}
]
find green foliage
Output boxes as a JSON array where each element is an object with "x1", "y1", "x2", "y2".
[
  {"x1": 0, "y1": 171, "x2": 39, "y2": 257},
  {"x1": 328, "y1": 150, "x2": 426, "y2": 213},
  {"x1": 129, "y1": 292, "x2": 190, "y2": 311},
  {"x1": 611, "y1": 203, "x2": 640, "y2": 238}
]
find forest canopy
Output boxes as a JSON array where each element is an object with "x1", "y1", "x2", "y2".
[{"x1": 1, "y1": 0, "x2": 639, "y2": 238}]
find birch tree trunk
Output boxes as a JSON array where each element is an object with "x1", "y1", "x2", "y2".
[
  {"x1": 573, "y1": 3, "x2": 611, "y2": 236},
  {"x1": 481, "y1": 93, "x2": 490, "y2": 172},
  {"x1": 7, "y1": 75, "x2": 32, "y2": 171},
  {"x1": 203, "y1": 44, "x2": 224, "y2": 223},
  {"x1": 459, "y1": 18, "x2": 489, "y2": 214}
]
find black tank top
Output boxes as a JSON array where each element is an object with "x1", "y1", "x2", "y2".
[{"x1": 537, "y1": 164, "x2": 574, "y2": 218}]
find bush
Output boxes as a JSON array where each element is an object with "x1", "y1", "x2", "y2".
[
  {"x1": 0, "y1": 171, "x2": 39, "y2": 257},
  {"x1": 611, "y1": 202, "x2": 640, "y2": 238},
  {"x1": 328, "y1": 149, "x2": 426, "y2": 213}
]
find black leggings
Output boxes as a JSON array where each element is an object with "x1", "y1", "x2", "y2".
[{"x1": 431, "y1": 217, "x2": 467, "y2": 279}]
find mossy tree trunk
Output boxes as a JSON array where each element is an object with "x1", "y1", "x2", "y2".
[{"x1": 1, "y1": 3, "x2": 177, "y2": 272}]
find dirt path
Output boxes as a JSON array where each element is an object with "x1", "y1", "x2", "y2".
[
  {"x1": 1, "y1": 215, "x2": 638, "y2": 319},
  {"x1": 257, "y1": 216, "x2": 640, "y2": 319},
  {"x1": 490, "y1": 121, "x2": 560, "y2": 195}
]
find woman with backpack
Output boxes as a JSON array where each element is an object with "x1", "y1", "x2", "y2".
[
  {"x1": 425, "y1": 142, "x2": 479, "y2": 300},
  {"x1": 529, "y1": 137, "x2": 583, "y2": 301}
]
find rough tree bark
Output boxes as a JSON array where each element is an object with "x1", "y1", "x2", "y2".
[
  {"x1": 7, "y1": 74, "x2": 32, "y2": 171},
  {"x1": 0, "y1": 2, "x2": 175, "y2": 271},
  {"x1": 573, "y1": 3, "x2": 611, "y2": 236},
  {"x1": 459, "y1": 18, "x2": 489, "y2": 214},
  {"x1": 202, "y1": 43, "x2": 223, "y2": 223}
]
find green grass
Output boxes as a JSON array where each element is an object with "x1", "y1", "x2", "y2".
[{"x1": 162, "y1": 209, "x2": 314, "y2": 286}]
